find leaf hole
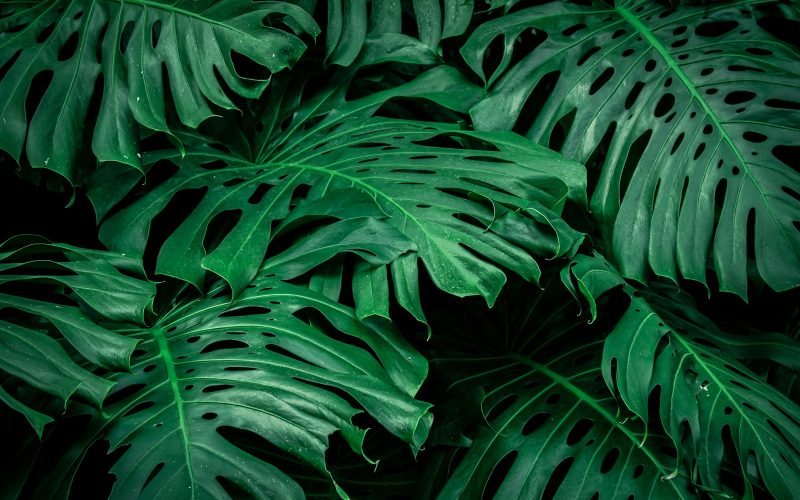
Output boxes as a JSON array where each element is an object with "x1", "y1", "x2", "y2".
[
  {"x1": 142, "y1": 463, "x2": 165, "y2": 492},
  {"x1": 57, "y1": 32, "x2": 79, "y2": 61},
  {"x1": 670, "y1": 132, "x2": 685, "y2": 155},
  {"x1": 773, "y1": 145, "x2": 800, "y2": 173},
  {"x1": 105, "y1": 383, "x2": 146, "y2": 406},
  {"x1": 220, "y1": 306, "x2": 271, "y2": 317},
  {"x1": 522, "y1": 413, "x2": 549, "y2": 436},
  {"x1": 542, "y1": 457, "x2": 574, "y2": 498},
  {"x1": 566, "y1": 418, "x2": 594, "y2": 445},
  {"x1": 230, "y1": 49, "x2": 270, "y2": 81},
  {"x1": 600, "y1": 448, "x2": 620, "y2": 473},
  {"x1": 724, "y1": 91, "x2": 756, "y2": 105},
  {"x1": 201, "y1": 339, "x2": 249, "y2": 354},
  {"x1": 124, "y1": 401, "x2": 155, "y2": 417},
  {"x1": 486, "y1": 395, "x2": 517, "y2": 421},
  {"x1": 577, "y1": 46, "x2": 601, "y2": 67},
  {"x1": 695, "y1": 20, "x2": 739, "y2": 37},
  {"x1": 548, "y1": 108, "x2": 576, "y2": 152},
  {"x1": 248, "y1": 183, "x2": 272, "y2": 205},
  {"x1": 693, "y1": 142, "x2": 706, "y2": 160},
  {"x1": 654, "y1": 93, "x2": 675, "y2": 118},
  {"x1": 728, "y1": 65, "x2": 764, "y2": 73},
  {"x1": 203, "y1": 209, "x2": 243, "y2": 255},
  {"x1": 119, "y1": 21, "x2": 135, "y2": 55},
  {"x1": 589, "y1": 67, "x2": 615, "y2": 95},
  {"x1": 624, "y1": 81, "x2": 645, "y2": 110},
  {"x1": 562, "y1": 23, "x2": 587, "y2": 37},
  {"x1": 620, "y1": 130, "x2": 652, "y2": 201},
  {"x1": 764, "y1": 98, "x2": 800, "y2": 110},
  {"x1": 483, "y1": 451, "x2": 518, "y2": 499},
  {"x1": 514, "y1": 70, "x2": 560, "y2": 135},
  {"x1": 782, "y1": 186, "x2": 800, "y2": 203},
  {"x1": 151, "y1": 19, "x2": 162, "y2": 48},
  {"x1": 202, "y1": 384, "x2": 234, "y2": 393}
]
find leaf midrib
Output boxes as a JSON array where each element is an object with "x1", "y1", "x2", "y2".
[
  {"x1": 671, "y1": 333, "x2": 785, "y2": 479},
  {"x1": 152, "y1": 326, "x2": 196, "y2": 500},
  {"x1": 509, "y1": 353, "x2": 690, "y2": 498},
  {"x1": 615, "y1": 5, "x2": 795, "y2": 238}
]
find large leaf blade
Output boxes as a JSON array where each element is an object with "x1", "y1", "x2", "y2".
[
  {"x1": 0, "y1": 0, "x2": 318, "y2": 182},
  {"x1": 463, "y1": 0, "x2": 800, "y2": 299},
  {"x1": 29, "y1": 272, "x2": 430, "y2": 499},
  {"x1": 95, "y1": 66, "x2": 585, "y2": 307},
  {"x1": 565, "y1": 254, "x2": 800, "y2": 498},
  {"x1": 422, "y1": 279, "x2": 695, "y2": 499}
]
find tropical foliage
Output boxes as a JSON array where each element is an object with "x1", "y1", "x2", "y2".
[{"x1": 0, "y1": 0, "x2": 798, "y2": 498}]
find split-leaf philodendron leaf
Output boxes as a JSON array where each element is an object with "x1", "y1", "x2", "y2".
[
  {"x1": 0, "y1": 0, "x2": 318, "y2": 182},
  {"x1": 464, "y1": 0, "x2": 800, "y2": 299},
  {"x1": 564, "y1": 254, "x2": 800, "y2": 498},
  {"x1": 24, "y1": 271, "x2": 431, "y2": 499},
  {"x1": 0, "y1": 235, "x2": 154, "y2": 436},
  {"x1": 92, "y1": 65, "x2": 585, "y2": 308}
]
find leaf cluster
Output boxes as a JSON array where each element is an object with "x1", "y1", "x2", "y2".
[{"x1": 0, "y1": 0, "x2": 799, "y2": 498}]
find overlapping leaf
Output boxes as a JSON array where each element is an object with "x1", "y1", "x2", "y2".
[
  {"x1": 92, "y1": 64, "x2": 585, "y2": 311},
  {"x1": 321, "y1": 0, "x2": 474, "y2": 65},
  {"x1": 564, "y1": 254, "x2": 800, "y2": 498},
  {"x1": 22, "y1": 265, "x2": 431, "y2": 498},
  {"x1": 421, "y1": 279, "x2": 695, "y2": 499},
  {"x1": 0, "y1": 235, "x2": 154, "y2": 436},
  {"x1": 0, "y1": 0, "x2": 318, "y2": 182},
  {"x1": 463, "y1": 0, "x2": 800, "y2": 299}
]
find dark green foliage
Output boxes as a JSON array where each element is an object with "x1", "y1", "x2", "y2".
[{"x1": 0, "y1": 1, "x2": 798, "y2": 498}]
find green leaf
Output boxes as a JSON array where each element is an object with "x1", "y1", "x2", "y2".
[
  {"x1": 463, "y1": 0, "x2": 800, "y2": 299},
  {"x1": 94, "y1": 65, "x2": 584, "y2": 308},
  {"x1": 261, "y1": 216, "x2": 416, "y2": 282},
  {"x1": 565, "y1": 255, "x2": 800, "y2": 498},
  {"x1": 0, "y1": 236, "x2": 155, "y2": 323},
  {"x1": 323, "y1": 0, "x2": 474, "y2": 64},
  {"x1": 28, "y1": 273, "x2": 431, "y2": 499},
  {"x1": 0, "y1": 0, "x2": 318, "y2": 183},
  {"x1": 0, "y1": 385, "x2": 51, "y2": 437},
  {"x1": 0, "y1": 235, "x2": 151, "y2": 435},
  {"x1": 423, "y1": 279, "x2": 695, "y2": 499}
]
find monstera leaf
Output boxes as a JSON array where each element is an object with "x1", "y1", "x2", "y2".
[
  {"x1": 463, "y1": 0, "x2": 800, "y2": 299},
  {"x1": 15, "y1": 262, "x2": 431, "y2": 498},
  {"x1": 91, "y1": 64, "x2": 585, "y2": 313},
  {"x1": 564, "y1": 254, "x2": 800, "y2": 498},
  {"x1": 0, "y1": 235, "x2": 154, "y2": 436},
  {"x1": 419, "y1": 278, "x2": 696, "y2": 499},
  {"x1": 321, "y1": 0, "x2": 474, "y2": 65},
  {"x1": 0, "y1": 0, "x2": 318, "y2": 183}
]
